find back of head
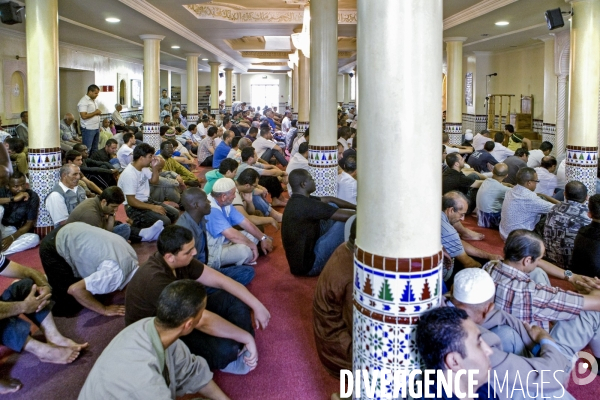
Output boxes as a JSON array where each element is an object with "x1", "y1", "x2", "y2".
[
  {"x1": 73, "y1": 143, "x2": 87, "y2": 153},
  {"x1": 100, "y1": 186, "x2": 125, "y2": 205},
  {"x1": 539, "y1": 141, "x2": 553, "y2": 153},
  {"x1": 505, "y1": 124, "x2": 514, "y2": 133},
  {"x1": 516, "y1": 167, "x2": 536, "y2": 185},
  {"x1": 181, "y1": 187, "x2": 207, "y2": 211},
  {"x1": 249, "y1": 127, "x2": 258, "y2": 136},
  {"x1": 231, "y1": 136, "x2": 242, "y2": 149},
  {"x1": 159, "y1": 126, "x2": 170, "y2": 136},
  {"x1": 416, "y1": 307, "x2": 468, "y2": 370},
  {"x1": 238, "y1": 138, "x2": 251, "y2": 150},
  {"x1": 343, "y1": 155, "x2": 357, "y2": 174},
  {"x1": 155, "y1": 280, "x2": 207, "y2": 329},
  {"x1": 123, "y1": 132, "x2": 134, "y2": 144},
  {"x1": 565, "y1": 180, "x2": 587, "y2": 203},
  {"x1": 494, "y1": 132, "x2": 504, "y2": 143},
  {"x1": 540, "y1": 156, "x2": 557, "y2": 170},
  {"x1": 133, "y1": 143, "x2": 155, "y2": 161},
  {"x1": 514, "y1": 148, "x2": 529, "y2": 158},
  {"x1": 207, "y1": 126, "x2": 218, "y2": 137},
  {"x1": 298, "y1": 142, "x2": 309, "y2": 155},
  {"x1": 218, "y1": 158, "x2": 238, "y2": 175},
  {"x1": 589, "y1": 194, "x2": 600, "y2": 220},
  {"x1": 157, "y1": 225, "x2": 194, "y2": 256},
  {"x1": 504, "y1": 230, "x2": 543, "y2": 262},
  {"x1": 188, "y1": 123, "x2": 197, "y2": 132},
  {"x1": 483, "y1": 141, "x2": 495, "y2": 152},
  {"x1": 442, "y1": 132, "x2": 449, "y2": 143},
  {"x1": 237, "y1": 168, "x2": 259, "y2": 186},
  {"x1": 6, "y1": 137, "x2": 25, "y2": 153},
  {"x1": 445, "y1": 152, "x2": 461, "y2": 168},
  {"x1": 259, "y1": 125, "x2": 271, "y2": 137},
  {"x1": 481, "y1": 129, "x2": 490, "y2": 136},
  {"x1": 289, "y1": 169, "x2": 311, "y2": 191},
  {"x1": 241, "y1": 146, "x2": 255, "y2": 162},
  {"x1": 492, "y1": 163, "x2": 508, "y2": 177},
  {"x1": 441, "y1": 191, "x2": 468, "y2": 211}
]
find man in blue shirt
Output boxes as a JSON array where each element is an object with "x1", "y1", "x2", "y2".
[
  {"x1": 468, "y1": 141, "x2": 499, "y2": 173},
  {"x1": 212, "y1": 130, "x2": 234, "y2": 169}
]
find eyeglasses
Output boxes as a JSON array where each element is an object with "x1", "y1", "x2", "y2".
[{"x1": 529, "y1": 180, "x2": 540, "y2": 183}]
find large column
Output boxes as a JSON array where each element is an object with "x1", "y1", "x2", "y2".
[
  {"x1": 26, "y1": 0, "x2": 61, "y2": 236},
  {"x1": 186, "y1": 54, "x2": 200, "y2": 125},
  {"x1": 352, "y1": 67, "x2": 357, "y2": 110},
  {"x1": 540, "y1": 36, "x2": 557, "y2": 150},
  {"x1": 234, "y1": 72, "x2": 242, "y2": 102},
  {"x1": 566, "y1": 0, "x2": 600, "y2": 195},
  {"x1": 140, "y1": 34, "x2": 164, "y2": 150},
  {"x1": 444, "y1": 37, "x2": 467, "y2": 145},
  {"x1": 209, "y1": 62, "x2": 220, "y2": 115},
  {"x1": 224, "y1": 68, "x2": 233, "y2": 113},
  {"x1": 292, "y1": 65, "x2": 299, "y2": 119},
  {"x1": 297, "y1": 52, "x2": 310, "y2": 134},
  {"x1": 354, "y1": 1, "x2": 443, "y2": 397},
  {"x1": 343, "y1": 73, "x2": 351, "y2": 108},
  {"x1": 556, "y1": 75, "x2": 568, "y2": 161},
  {"x1": 308, "y1": 0, "x2": 338, "y2": 197}
]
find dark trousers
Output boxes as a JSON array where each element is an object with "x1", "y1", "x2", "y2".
[
  {"x1": 179, "y1": 290, "x2": 254, "y2": 370},
  {"x1": 85, "y1": 170, "x2": 117, "y2": 190},
  {"x1": 0, "y1": 279, "x2": 53, "y2": 351},
  {"x1": 199, "y1": 155, "x2": 214, "y2": 167},
  {"x1": 39, "y1": 228, "x2": 82, "y2": 317},
  {"x1": 125, "y1": 200, "x2": 180, "y2": 228},
  {"x1": 260, "y1": 148, "x2": 288, "y2": 167},
  {"x1": 259, "y1": 175, "x2": 283, "y2": 199}
]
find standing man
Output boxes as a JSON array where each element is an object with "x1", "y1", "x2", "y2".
[
  {"x1": 15, "y1": 111, "x2": 28, "y2": 147},
  {"x1": 160, "y1": 89, "x2": 172, "y2": 112},
  {"x1": 77, "y1": 84, "x2": 102, "y2": 154}
]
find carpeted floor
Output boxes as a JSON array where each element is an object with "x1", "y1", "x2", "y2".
[{"x1": 0, "y1": 167, "x2": 596, "y2": 398}]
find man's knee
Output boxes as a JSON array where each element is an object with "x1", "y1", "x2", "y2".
[{"x1": 2, "y1": 278, "x2": 35, "y2": 302}]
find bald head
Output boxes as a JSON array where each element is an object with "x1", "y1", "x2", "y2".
[
  {"x1": 64, "y1": 113, "x2": 75, "y2": 125},
  {"x1": 492, "y1": 163, "x2": 508, "y2": 178},
  {"x1": 238, "y1": 138, "x2": 252, "y2": 150},
  {"x1": 181, "y1": 187, "x2": 208, "y2": 211}
]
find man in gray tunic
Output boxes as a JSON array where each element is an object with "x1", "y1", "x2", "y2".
[{"x1": 79, "y1": 280, "x2": 229, "y2": 400}]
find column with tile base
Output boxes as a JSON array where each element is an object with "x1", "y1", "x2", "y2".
[
  {"x1": 540, "y1": 36, "x2": 557, "y2": 150},
  {"x1": 556, "y1": 75, "x2": 568, "y2": 161},
  {"x1": 235, "y1": 72, "x2": 242, "y2": 103},
  {"x1": 343, "y1": 73, "x2": 350, "y2": 109},
  {"x1": 566, "y1": 0, "x2": 600, "y2": 195},
  {"x1": 297, "y1": 51, "x2": 310, "y2": 134},
  {"x1": 186, "y1": 54, "x2": 200, "y2": 124},
  {"x1": 354, "y1": 1, "x2": 443, "y2": 398},
  {"x1": 292, "y1": 65, "x2": 299, "y2": 120},
  {"x1": 224, "y1": 68, "x2": 233, "y2": 113},
  {"x1": 309, "y1": 0, "x2": 337, "y2": 197},
  {"x1": 444, "y1": 37, "x2": 467, "y2": 145},
  {"x1": 140, "y1": 34, "x2": 164, "y2": 150},
  {"x1": 26, "y1": 0, "x2": 61, "y2": 236},
  {"x1": 209, "y1": 62, "x2": 220, "y2": 116}
]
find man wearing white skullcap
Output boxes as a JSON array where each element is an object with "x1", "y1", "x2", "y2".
[
  {"x1": 205, "y1": 178, "x2": 273, "y2": 269},
  {"x1": 446, "y1": 268, "x2": 573, "y2": 400}
]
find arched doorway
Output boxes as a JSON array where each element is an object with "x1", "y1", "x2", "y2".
[
  {"x1": 10, "y1": 71, "x2": 25, "y2": 114},
  {"x1": 119, "y1": 79, "x2": 127, "y2": 105}
]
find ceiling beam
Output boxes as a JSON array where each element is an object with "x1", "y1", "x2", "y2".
[{"x1": 443, "y1": 0, "x2": 520, "y2": 30}]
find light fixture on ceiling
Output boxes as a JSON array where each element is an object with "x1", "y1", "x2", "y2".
[
  {"x1": 202, "y1": 58, "x2": 208, "y2": 61},
  {"x1": 495, "y1": 21, "x2": 509, "y2": 26},
  {"x1": 290, "y1": 2, "x2": 310, "y2": 58},
  {"x1": 105, "y1": 17, "x2": 120, "y2": 23},
  {"x1": 171, "y1": 45, "x2": 180, "y2": 49}
]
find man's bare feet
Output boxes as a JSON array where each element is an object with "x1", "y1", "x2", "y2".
[
  {"x1": 46, "y1": 334, "x2": 89, "y2": 351},
  {"x1": 0, "y1": 378, "x2": 22, "y2": 394},
  {"x1": 24, "y1": 338, "x2": 81, "y2": 364},
  {"x1": 272, "y1": 197, "x2": 287, "y2": 207}
]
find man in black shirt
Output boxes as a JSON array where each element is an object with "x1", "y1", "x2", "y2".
[
  {"x1": 571, "y1": 194, "x2": 600, "y2": 278},
  {"x1": 467, "y1": 141, "x2": 499, "y2": 173},
  {"x1": 281, "y1": 169, "x2": 355, "y2": 276},
  {"x1": 73, "y1": 143, "x2": 118, "y2": 189},
  {"x1": 90, "y1": 138, "x2": 119, "y2": 167}
]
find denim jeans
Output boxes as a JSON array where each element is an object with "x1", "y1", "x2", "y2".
[
  {"x1": 112, "y1": 223, "x2": 131, "y2": 240},
  {"x1": 260, "y1": 148, "x2": 288, "y2": 167},
  {"x1": 81, "y1": 127, "x2": 100, "y2": 154},
  {"x1": 206, "y1": 265, "x2": 255, "y2": 295},
  {"x1": 308, "y1": 218, "x2": 346, "y2": 277},
  {"x1": 252, "y1": 194, "x2": 271, "y2": 216}
]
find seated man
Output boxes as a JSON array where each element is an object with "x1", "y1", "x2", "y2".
[
  {"x1": 46, "y1": 164, "x2": 87, "y2": 227},
  {"x1": 5, "y1": 138, "x2": 27, "y2": 176},
  {"x1": 472, "y1": 129, "x2": 493, "y2": 151},
  {"x1": 233, "y1": 169, "x2": 282, "y2": 230},
  {"x1": 160, "y1": 141, "x2": 201, "y2": 187},
  {"x1": 64, "y1": 150, "x2": 103, "y2": 196},
  {"x1": 150, "y1": 157, "x2": 186, "y2": 205},
  {"x1": 499, "y1": 167, "x2": 559, "y2": 240},
  {"x1": 534, "y1": 156, "x2": 557, "y2": 197},
  {"x1": 543, "y1": 181, "x2": 590, "y2": 269},
  {"x1": 475, "y1": 163, "x2": 512, "y2": 229},
  {"x1": 40, "y1": 222, "x2": 138, "y2": 317},
  {"x1": 59, "y1": 113, "x2": 81, "y2": 151},
  {"x1": 416, "y1": 307, "x2": 494, "y2": 400},
  {"x1": 197, "y1": 126, "x2": 216, "y2": 167},
  {"x1": 90, "y1": 138, "x2": 120, "y2": 168},
  {"x1": 181, "y1": 123, "x2": 200, "y2": 153},
  {"x1": 252, "y1": 125, "x2": 288, "y2": 167},
  {"x1": 570, "y1": 193, "x2": 600, "y2": 277},
  {"x1": 490, "y1": 132, "x2": 514, "y2": 163},
  {"x1": 467, "y1": 141, "x2": 498, "y2": 173},
  {"x1": 213, "y1": 130, "x2": 234, "y2": 169},
  {"x1": 286, "y1": 141, "x2": 309, "y2": 194},
  {"x1": 125, "y1": 226, "x2": 270, "y2": 374},
  {"x1": 505, "y1": 123, "x2": 531, "y2": 152},
  {"x1": 237, "y1": 146, "x2": 288, "y2": 207},
  {"x1": 176, "y1": 188, "x2": 254, "y2": 287},
  {"x1": 442, "y1": 132, "x2": 472, "y2": 156},
  {"x1": 116, "y1": 132, "x2": 136, "y2": 169},
  {"x1": 80, "y1": 280, "x2": 230, "y2": 400},
  {"x1": 282, "y1": 169, "x2": 355, "y2": 277},
  {"x1": 111, "y1": 103, "x2": 126, "y2": 129},
  {"x1": 313, "y1": 219, "x2": 355, "y2": 376},
  {"x1": 0, "y1": 171, "x2": 40, "y2": 255},
  {"x1": 206, "y1": 178, "x2": 273, "y2": 269},
  {"x1": 503, "y1": 148, "x2": 529, "y2": 185},
  {"x1": 204, "y1": 158, "x2": 238, "y2": 195},
  {"x1": 67, "y1": 186, "x2": 163, "y2": 243},
  {"x1": 73, "y1": 143, "x2": 118, "y2": 189},
  {"x1": 441, "y1": 191, "x2": 502, "y2": 282},
  {"x1": 442, "y1": 152, "x2": 486, "y2": 215},
  {"x1": 118, "y1": 143, "x2": 180, "y2": 228},
  {"x1": 527, "y1": 141, "x2": 554, "y2": 168},
  {"x1": 336, "y1": 154, "x2": 357, "y2": 205}
]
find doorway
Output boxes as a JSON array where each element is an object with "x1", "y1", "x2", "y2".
[{"x1": 251, "y1": 81, "x2": 279, "y2": 110}]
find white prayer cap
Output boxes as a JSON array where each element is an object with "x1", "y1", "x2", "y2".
[
  {"x1": 213, "y1": 178, "x2": 236, "y2": 193},
  {"x1": 453, "y1": 268, "x2": 495, "y2": 304},
  {"x1": 464, "y1": 132, "x2": 473, "y2": 141},
  {"x1": 465, "y1": 129, "x2": 473, "y2": 134}
]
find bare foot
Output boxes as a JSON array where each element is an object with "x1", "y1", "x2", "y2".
[
  {"x1": 47, "y1": 334, "x2": 89, "y2": 351},
  {"x1": 38, "y1": 345, "x2": 81, "y2": 364},
  {"x1": 272, "y1": 198, "x2": 287, "y2": 207},
  {"x1": 0, "y1": 378, "x2": 22, "y2": 394},
  {"x1": 461, "y1": 230, "x2": 485, "y2": 241}
]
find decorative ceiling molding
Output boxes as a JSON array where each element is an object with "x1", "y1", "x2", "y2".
[
  {"x1": 553, "y1": 30, "x2": 570, "y2": 76},
  {"x1": 443, "y1": 0, "x2": 519, "y2": 30},
  {"x1": 184, "y1": 4, "x2": 357, "y2": 24},
  {"x1": 338, "y1": 51, "x2": 355, "y2": 58},
  {"x1": 246, "y1": 69, "x2": 289, "y2": 73},
  {"x1": 463, "y1": 23, "x2": 546, "y2": 47},
  {"x1": 252, "y1": 62, "x2": 288, "y2": 66},
  {"x1": 118, "y1": 0, "x2": 247, "y2": 72},
  {"x1": 241, "y1": 51, "x2": 292, "y2": 59}
]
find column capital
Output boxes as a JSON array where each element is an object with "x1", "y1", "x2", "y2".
[
  {"x1": 139, "y1": 34, "x2": 165, "y2": 41},
  {"x1": 534, "y1": 34, "x2": 555, "y2": 42},
  {"x1": 208, "y1": 62, "x2": 221, "y2": 66},
  {"x1": 185, "y1": 53, "x2": 201, "y2": 58},
  {"x1": 443, "y1": 36, "x2": 468, "y2": 43},
  {"x1": 223, "y1": 68, "x2": 233, "y2": 71}
]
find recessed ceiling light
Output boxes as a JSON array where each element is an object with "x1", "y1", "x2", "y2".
[
  {"x1": 105, "y1": 17, "x2": 120, "y2": 23},
  {"x1": 495, "y1": 21, "x2": 509, "y2": 26},
  {"x1": 202, "y1": 58, "x2": 208, "y2": 61},
  {"x1": 171, "y1": 46, "x2": 180, "y2": 49}
]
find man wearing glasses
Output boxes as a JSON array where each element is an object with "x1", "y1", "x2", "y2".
[{"x1": 499, "y1": 167, "x2": 560, "y2": 240}]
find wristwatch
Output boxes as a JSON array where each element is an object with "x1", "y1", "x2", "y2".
[
  {"x1": 564, "y1": 270, "x2": 573, "y2": 280},
  {"x1": 260, "y1": 235, "x2": 268, "y2": 241}
]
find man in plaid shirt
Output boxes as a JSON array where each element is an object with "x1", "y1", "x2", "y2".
[{"x1": 483, "y1": 229, "x2": 600, "y2": 360}]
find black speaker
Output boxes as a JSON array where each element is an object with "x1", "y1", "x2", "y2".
[
  {"x1": 0, "y1": 1, "x2": 23, "y2": 25},
  {"x1": 348, "y1": 73, "x2": 354, "y2": 78},
  {"x1": 545, "y1": 8, "x2": 564, "y2": 30},
  {"x1": 219, "y1": 72, "x2": 224, "y2": 78}
]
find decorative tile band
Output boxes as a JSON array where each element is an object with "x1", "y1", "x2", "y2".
[
  {"x1": 187, "y1": 114, "x2": 199, "y2": 123},
  {"x1": 292, "y1": 112, "x2": 298, "y2": 120},
  {"x1": 533, "y1": 119, "x2": 543, "y2": 134},
  {"x1": 308, "y1": 146, "x2": 337, "y2": 167},
  {"x1": 566, "y1": 165, "x2": 597, "y2": 196},
  {"x1": 211, "y1": 108, "x2": 220, "y2": 115},
  {"x1": 355, "y1": 248, "x2": 442, "y2": 273},
  {"x1": 309, "y1": 165, "x2": 337, "y2": 197},
  {"x1": 542, "y1": 123, "x2": 556, "y2": 148},
  {"x1": 143, "y1": 122, "x2": 160, "y2": 135},
  {"x1": 565, "y1": 146, "x2": 599, "y2": 166},
  {"x1": 28, "y1": 147, "x2": 61, "y2": 170},
  {"x1": 444, "y1": 123, "x2": 462, "y2": 145},
  {"x1": 225, "y1": 106, "x2": 231, "y2": 113},
  {"x1": 298, "y1": 121, "x2": 309, "y2": 134},
  {"x1": 28, "y1": 148, "x2": 61, "y2": 231}
]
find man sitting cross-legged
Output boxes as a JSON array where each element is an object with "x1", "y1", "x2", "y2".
[
  {"x1": 176, "y1": 188, "x2": 255, "y2": 287},
  {"x1": 118, "y1": 143, "x2": 180, "y2": 228},
  {"x1": 64, "y1": 150, "x2": 103, "y2": 196},
  {"x1": 46, "y1": 164, "x2": 87, "y2": 227},
  {"x1": 116, "y1": 132, "x2": 136, "y2": 169},
  {"x1": 237, "y1": 146, "x2": 288, "y2": 207},
  {"x1": 159, "y1": 141, "x2": 201, "y2": 187},
  {"x1": 125, "y1": 226, "x2": 270, "y2": 374},
  {"x1": 0, "y1": 171, "x2": 40, "y2": 255},
  {"x1": 90, "y1": 138, "x2": 120, "y2": 168},
  {"x1": 67, "y1": 186, "x2": 163, "y2": 243},
  {"x1": 72, "y1": 143, "x2": 118, "y2": 190},
  {"x1": 233, "y1": 169, "x2": 281, "y2": 231},
  {"x1": 204, "y1": 158, "x2": 239, "y2": 195},
  {"x1": 40, "y1": 222, "x2": 138, "y2": 317},
  {"x1": 252, "y1": 125, "x2": 288, "y2": 167},
  {"x1": 475, "y1": 163, "x2": 513, "y2": 229},
  {"x1": 80, "y1": 280, "x2": 230, "y2": 400},
  {"x1": 282, "y1": 169, "x2": 355, "y2": 277}
]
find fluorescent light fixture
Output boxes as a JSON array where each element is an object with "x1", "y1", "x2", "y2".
[
  {"x1": 495, "y1": 21, "x2": 509, "y2": 26},
  {"x1": 202, "y1": 58, "x2": 208, "y2": 61},
  {"x1": 171, "y1": 46, "x2": 180, "y2": 49},
  {"x1": 105, "y1": 17, "x2": 120, "y2": 23}
]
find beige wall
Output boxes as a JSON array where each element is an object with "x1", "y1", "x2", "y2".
[
  {"x1": 59, "y1": 69, "x2": 95, "y2": 120},
  {"x1": 240, "y1": 73, "x2": 290, "y2": 107}
]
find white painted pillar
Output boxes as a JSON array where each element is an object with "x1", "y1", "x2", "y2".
[
  {"x1": 354, "y1": 1, "x2": 443, "y2": 396},
  {"x1": 444, "y1": 37, "x2": 467, "y2": 145},
  {"x1": 343, "y1": 73, "x2": 351, "y2": 108},
  {"x1": 224, "y1": 68, "x2": 233, "y2": 113},
  {"x1": 26, "y1": 0, "x2": 60, "y2": 236},
  {"x1": 292, "y1": 65, "x2": 299, "y2": 119},
  {"x1": 540, "y1": 36, "x2": 557, "y2": 150},
  {"x1": 209, "y1": 62, "x2": 220, "y2": 115},
  {"x1": 566, "y1": 0, "x2": 600, "y2": 195},
  {"x1": 234, "y1": 72, "x2": 242, "y2": 102},
  {"x1": 298, "y1": 52, "x2": 310, "y2": 134},
  {"x1": 186, "y1": 53, "x2": 200, "y2": 124},
  {"x1": 140, "y1": 34, "x2": 164, "y2": 150}
]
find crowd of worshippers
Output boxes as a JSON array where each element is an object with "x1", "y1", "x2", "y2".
[{"x1": 0, "y1": 88, "x2": 363, "y2": 396}]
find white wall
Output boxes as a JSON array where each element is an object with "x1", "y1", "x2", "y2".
[
  {"x1": 240, "y1": 73, "x2": 289, "y2": 107},
  {"x1": 59, "y1": 69, "x2": 95, "y2": 119}
]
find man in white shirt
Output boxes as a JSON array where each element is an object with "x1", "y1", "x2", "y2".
[
  {"x1": 281, "y1": 111, "x2": 292, "y2": 136},
  {"x1": 337, "y1": 126, "x2": 351, "y2": 151},
  {"x1": 337, "y1": 154, "x2": 357, "y2": 205},
  {"x1": 253, "y1": 125, "x2": 288, "y2": 167},
  {"x1": 111, "y1": 104, "x2": 126, "y2": 128},
  {"x1": 534, "y1": 156, "x2": 558, "y2": 197},
  {"x1": 285, "y1": 142, "x2": 309, "y2": 194},
  {"x1": 472, "y1": 129, "x2": 493, "y2": 151},
  {"x1": 45, "y1": 164, "x2": 87, "y2": 227},
  {"x1": 527, "y1": 141, "x2": 553, "y2": 168},
  {"x1": 196, "y1": 116, "x2": 210, "y2": 141},
  {"x1": 77, "y1": 84, "x2": 102, "y2": 154},
  {"x1": 490, "y1": 132, "x2": 514, "y2": 162},
  {"x1": 116, "y1": 132, "x2": 136, "y2": 168},
  {"x1": 0, "y1": 116, "x2": 11, "y2": 143}
]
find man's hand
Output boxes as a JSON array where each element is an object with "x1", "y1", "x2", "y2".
[
  {"x1": 151, "y1": 205, "x2": 167, "y2": 215},
  {"x1": 260, "y1": 237, "x2": 273, "y2": 254},
  {"x1": 268, "y1": 217, "x2": 279, "y2": 231},
  {"x1": 241, "y1": 191, "x2": 253, "y2": 204},
  {"x1": 523, "y1": 322, "x2": 552, "y2": 343},
  {"x1": 150, "y1": 156, "x2": 161, "y2": 169},
  {"x1": 487, "y1": 253, "x2": 504, "y2": 261},
  {"x1": 103, "y1": 304, "x2": 126, "y2": 316},
  {"x1": 253, "y1": 303, "x2": 271, "y2": 330},
  {"x1": 21, "y1": 284, "x2": 51, "y2": 314},
  {"x1": 1, "y1": 236, "x2": 14, "y2": 252},
  {"x1": 242, "y1": 339, "x2": 259, "y2": 370},
  {"x1": 175, "y1": 175, "x2": 184, "y2": 185},
  {"x1": 250, "y1": 244, "x2": 259, "y2": 263},
  {"x1": 571, "y1": 274, "x2": 600, "y2": 294},
  {"x1": 13, "y1": 192, "x2": 29, "y2": 202}
]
